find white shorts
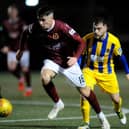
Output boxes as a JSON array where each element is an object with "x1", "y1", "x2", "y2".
[
  {"x1": 7, "y1": 50, "x2": 30, "y2": 67},
  {"x1": 42, "y1": 59, "x2": 86, "y2": 87}
]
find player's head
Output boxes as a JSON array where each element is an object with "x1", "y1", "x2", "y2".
[
  {"x1": 7, "y1": 4, "x2": 19, "y2": 19},
  {"x1": 37, "y1": 6, "x2": 54, "y2": 30},
  {"x1": 92, "y1": 16, "x2": 108, "y2": 40}
]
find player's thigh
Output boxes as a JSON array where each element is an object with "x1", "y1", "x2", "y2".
[
  {"x1": 41, "y1": 59, "x2": 58, "y2": 84},
  {"x1": 7, "y1": 51, "x2": 18, "y2": 70},
  {"x1": 82, "y1": 68, "x2": 96, "y2": 90},
  {"x1": 41, "y1": 68, "x2": 56, "y2": 79},
  {"x1": 97, "y1": 72, "x2": 120, "y2": 94},
  {"x1": 20, "y1": 51, "x2": 30, "y2": 70}
]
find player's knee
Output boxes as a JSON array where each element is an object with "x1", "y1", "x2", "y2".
[
  {"x1": 112, "y1": 95, "x2": 121, "y2": 103},
  {"x1": 41, "y1": 68, "x2": 56, "y2": 85},
  {"x1": 41, "y1": 72, "x2": 51, "y2": 85},
  {"x1": 79, "y1": 86, "x2": 91, "y2": 97},
  {"x1": 21, "y1": 67, "x2": 29, "y2": 72},
  {"x1": 8, "y1": 62, "x2": 17, "y2": 71},
  {"x1": 111, "y1": 93, "x2": 120, "y2": 102},
  {"x1": 8, "y1": 66, "x2": 16, "y2": 71}
]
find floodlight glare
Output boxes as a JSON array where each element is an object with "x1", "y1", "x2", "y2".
[{"x1": 25, "y1": 0, "x2": 39, "y2": 6}]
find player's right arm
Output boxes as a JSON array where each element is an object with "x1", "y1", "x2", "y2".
[
  {"x1": 16, "y1": 23, "x2": 34, "y2": 61},
  {"x1": 0, "y1": 22, "x2": 9, "y2": 54},
  {"x1": 78, "y1": 33, "x2": 92, "y2": 69},
  {"x1": 59, "y1": 21, "x2": 86, "y2": 66},
  {"x1": 113, "y1": 36, "x2": 129, "y2": 80}
]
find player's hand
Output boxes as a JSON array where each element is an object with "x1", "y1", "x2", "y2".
[
  {"x1": 126, "y1": 74, "x2": 129, "y2": 80},
  {"x1": 1, "y1": 46, "x2": 9, "y2": 54},
  {"x1": 67, "y1": 56, "x2": 77, "y2": 66},
  {"x1": 16, "y1": 49, "x2": 23, "y2": 61}
]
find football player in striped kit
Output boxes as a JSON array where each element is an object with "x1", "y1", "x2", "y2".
[{"x1": 78, "y1": 16, "x2": 129, "y2": 129}]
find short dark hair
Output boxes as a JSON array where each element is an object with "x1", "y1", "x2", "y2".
[
  {"x1": 93, "y1": 16, "x2": 109, "y2": 25},
  {"x1": 93, "y1": 16, "x2": 107, "y2": 24},
  {"x1": 37, "y1": 6, "x2": 54, "y2": 18}
]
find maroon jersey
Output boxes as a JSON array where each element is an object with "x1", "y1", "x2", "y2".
[
  {"x1": 20, "y1": 20, "x2": 85, "y2": 68},
  {"x1": 2, "y1": 18, "x2": 27, "y2": 51}
]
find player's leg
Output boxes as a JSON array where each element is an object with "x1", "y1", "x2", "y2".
[
  {"x1": 78, "y1": 68, "x2": 96, "y2": 129},
  {"x1": 61, "y1": 63, "x2": 110, "y2": 129},
  {"x1": 97, "y1": 72, "x2": 127, "y2": 125},
  {"x1": 78, "y1": 86, "x2": 110, "y2": 129},
  {"x1": 111, "y1": 94, "x2": 126, "y2": 124},
  {"x1": 21, "y1": 67, "x2": 32, "y2": 96},
  {"x1": 110, "y1": 73, "x2": 126, "y2": 125},
  {"x1": 20, "y1": 51, "x2": 32, "y2": 96},
  {"x1": 7, "y1": 51, "x2": 24, "y2": 91},
  {"x1": 41, "y1": 59, "x2": 64, "y2": 119},
  {"x1": 78, "y1": 97, "x2": 91, "y2": 129}
]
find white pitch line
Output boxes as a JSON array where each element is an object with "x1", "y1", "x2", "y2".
[
  {"x1": 0, "y1": 100, "x2": 129, "y2": 123},
  {"x1": 0, "y1": 110, "x2": 129, "y2": 123},
  {"x1": 11, "y1": 100, "x2": 128, "y2": 109},
  {"x1": 11, "y1": 100, "x2": 80, "y2": 107}
]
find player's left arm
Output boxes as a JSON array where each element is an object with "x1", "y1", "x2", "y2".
[
  {"x1": 119, "y1": 54, "x2": 129, "y2": 80},
  {"x1": 114, "y1": 38, "x2": 129, "y2": 80},
  {"x1": 16, "y1": 25, "x2": 30, "y2": 61}
]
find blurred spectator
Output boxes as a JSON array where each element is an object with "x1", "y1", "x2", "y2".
[{"x1": 1, "y1": 4, "x2": 32, "y2": 96}]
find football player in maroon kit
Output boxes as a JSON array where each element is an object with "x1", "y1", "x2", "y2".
[
  {"x1": 16, "y1": 6, "x2": 110, "y2": 129},
  {"x1": 1, "y1": 4, "x2": 32, "y2": 96}
]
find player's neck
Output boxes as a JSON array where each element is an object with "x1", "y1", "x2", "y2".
[{"x1": 101, "y1": 32, "x2": 107, "y2": 40}]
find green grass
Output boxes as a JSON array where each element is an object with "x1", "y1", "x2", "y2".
[{"x1": 0, "y1": 71, "x2": 129, "y2": 129}]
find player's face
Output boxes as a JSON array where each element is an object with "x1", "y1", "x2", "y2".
[
  {"x1": 93, "y1": 22, "x2": 107, "y2": 39},
  {"x1": 38, "y1": 14, "x2": 53, "y2": 30},
  {"x1": 8, "y1": 7, "x2": 18, "y2": 19}
]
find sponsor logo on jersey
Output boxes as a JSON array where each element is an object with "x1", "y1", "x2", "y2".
[
  {"x1": 48, "y1": 33, "x2": 59, "y2": 40},
  {"x1": 69, "y1": 29, "x2": 76, "y2": 35}
]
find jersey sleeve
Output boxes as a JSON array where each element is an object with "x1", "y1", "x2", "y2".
[
  {"x1": 82, "y1": 35, "x2": 88, "y2": 55},
  {"x1": 61, "y1": 22, "x2": 85, "y2": 58},
  {"x1": 113, "y1": 37, "x2": 123, "y2": 56},
  {"x1": 19, "y1": 23, "x2": 34, "y2": 51}
]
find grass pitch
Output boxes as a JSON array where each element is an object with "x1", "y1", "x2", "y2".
[{"x1": 0, "y1": 71, "x2": 129, "y2": 129}]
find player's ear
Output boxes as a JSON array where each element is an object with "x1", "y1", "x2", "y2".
[
  {"x1": 48, "y1": 12, "x2": 54, "y2": 19},
  {"x1": 104, "y1": 24, "x2": 108, "y2": 31}
]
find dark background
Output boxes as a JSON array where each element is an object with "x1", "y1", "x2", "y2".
[{"x1": 0, "y1": 0, "x2": 129, "y2": 71}]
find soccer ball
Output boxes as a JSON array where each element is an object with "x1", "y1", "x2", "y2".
[{"x1": 0, "y1": 98, "x2": 13, "y2": 117}]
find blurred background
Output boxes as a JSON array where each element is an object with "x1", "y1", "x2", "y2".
[{"x1": 0, "y1": 0, "x2": 129, "y2": 70}]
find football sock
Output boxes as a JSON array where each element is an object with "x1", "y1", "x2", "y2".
[
  {"x1": 85, "y1": 90, "x2": 101, "y2": 114},
  {"x1": 81, "y1": 97, "x2": 91, "y2": 123},
  {"x1": 43, "y1": 81, "x2": 59, "y2": 103},
  {"x1": 10, "y1": 67, "x2": 21, "y2": 79},
  {"x1": 23, "y1": 70, "x2": 31, "y2": 88}
]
